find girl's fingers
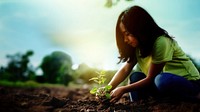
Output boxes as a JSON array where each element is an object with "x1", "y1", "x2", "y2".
[
  {"x1": 110, "y1": 90, "x2": 113, "y2": 95},
  {"x1": 110, "y1": 98, "x2": 116, "y2": 103},
  {"x1": 110, "y1": 96, "x2": 118, "y2": 103}
]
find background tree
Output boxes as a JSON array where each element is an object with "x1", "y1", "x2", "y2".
[
  {"x1": 40, "y1": 51, "x2": 73, "y2": 85},
  {"x1": 0, "y1": 50, "x2": 36, "y2": 81}
]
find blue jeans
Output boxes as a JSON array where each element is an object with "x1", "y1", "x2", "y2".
[{"x1": 129, "y1": 72, "x2": 200, "y2": 101}]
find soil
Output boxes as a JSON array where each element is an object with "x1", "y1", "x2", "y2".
[{"x1": 0, "y1": 85, "x2": 200, "y2": 112}]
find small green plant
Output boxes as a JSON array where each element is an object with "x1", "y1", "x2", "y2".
[{"x1": 89, "y1": 71, "x2": 112, "y2": 101}]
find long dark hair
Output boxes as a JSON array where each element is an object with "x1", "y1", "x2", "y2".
[
  {"x1": 116, "y1": 11, "x2": 136, "y2": 63},
  {"x1": 116, "y1": 5, "x2": 172, "y2": 63}
]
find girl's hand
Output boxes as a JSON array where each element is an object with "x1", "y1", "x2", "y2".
[{"x1": 110, "y1": 86, "x2": 126, "y2": 103}]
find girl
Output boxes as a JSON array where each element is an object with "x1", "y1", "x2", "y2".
[{"x1": 108, "y1": 5, "x2": 200, "y2": 103}]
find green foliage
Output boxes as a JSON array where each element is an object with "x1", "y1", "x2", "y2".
[
  {"x1": 0, "y1": 80, "x2": 39, "y2": 88},
  {"x1": 89, "y1": 71, "x2": 106, "y2": 85},
  {"x1": 40, "y1": 51, "x2": 74, "y2": 85},
  {"x1": 89, "y1": 71, "x2": 112, "y2": 100},
  {"x1": 0, "y1": 50, "x2": 118, "y2": 87},
  {"x1": 75, "y1": 63, "x2": 116, "y2": 85},
  {"x1": 0, "y1": 80, "x2": 65, "y2": 88},
  {"x1": 0, "y1": 50, "x2": 36, "y2": 81}
]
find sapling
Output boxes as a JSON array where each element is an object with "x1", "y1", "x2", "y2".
[{"x1": 89, "y1": 71, "x2": 112, "y2": 102}]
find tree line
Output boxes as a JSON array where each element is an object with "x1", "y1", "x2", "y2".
[
  {"x1": 0, "y1": 50, "x2": 116, "y2": 86},
  {"x1": 0, "y1": 50, "x2": 199, "y2": 86}
]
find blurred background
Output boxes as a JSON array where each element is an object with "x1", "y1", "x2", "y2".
[{"x1": 0, "y1": 0, "x2": 200, "y2": 87}]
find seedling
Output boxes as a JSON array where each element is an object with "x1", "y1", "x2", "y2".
[{"x1": 89, "y1": 71, "x2": 112, "y2": 102}]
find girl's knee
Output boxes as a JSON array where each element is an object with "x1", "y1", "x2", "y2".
[
  {"x1": 154, "y1": 73, "x2": 172, "y2": 92},
  {"x1": 129, "y1": 72, "x2": 146, "y2": 83},
  {"x1": 155, "y1": 73, "x2": 191, "y2": 92},
  {"x1": 155, "y1": 73, "x2": 200, "y2": 99}
]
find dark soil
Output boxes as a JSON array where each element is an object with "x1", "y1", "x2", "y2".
[{"x1": 0, "y1": 85, "x2": 199, "y2": 112}]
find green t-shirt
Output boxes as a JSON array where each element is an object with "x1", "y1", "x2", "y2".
[{"x1": 134, "y1": 36, "x2": 200, "y2": 80}]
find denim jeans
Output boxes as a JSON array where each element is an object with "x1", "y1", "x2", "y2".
[{"x1": 129, "y1": 72, "x2": 200, "y2": 102}]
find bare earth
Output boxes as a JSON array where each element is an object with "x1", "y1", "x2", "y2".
[{"x1": 0, "y1": 86, "x2": 199, "y2": 112}]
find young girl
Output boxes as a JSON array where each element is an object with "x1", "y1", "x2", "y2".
[{"x1": 108, "y1": 5, "x2": 200, "y2": 103}]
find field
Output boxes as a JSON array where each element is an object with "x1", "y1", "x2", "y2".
[{"x1": 0, "y1": 85, "x2": 200, "y2": 112}]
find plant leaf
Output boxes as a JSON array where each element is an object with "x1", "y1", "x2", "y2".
[
  {"x1": 105, "y1": 85, "x2": 112, "y2": 91},
  {"x1": 101, "y1": 78, "x2": 106, "y2": 84},
  {"x1": 105, "y1": 93, "x2": 111, "y2": 99},
  {"x1": 89, "y1": 77, "x2": 98, "y2": 81},
  {"x1": 90, "y1": 87, "x2": 97, "y2": 94}
]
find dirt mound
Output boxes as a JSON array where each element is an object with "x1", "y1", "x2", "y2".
[{"x1": 0, "y1": 86, "x2": 199, "y2": 112}]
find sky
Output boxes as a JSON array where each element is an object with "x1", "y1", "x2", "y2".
[{"x1": 0, "y1": 0, "x2": 200, "y2": 70}]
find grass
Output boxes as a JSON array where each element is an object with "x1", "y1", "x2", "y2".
[{"x1": 0, "y1": 80, "x2": 66, "y2": 88}]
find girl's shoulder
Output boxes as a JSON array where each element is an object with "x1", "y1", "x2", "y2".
[
  {"x1": 156, "y1": 35, "x2": 173, "y2": 42},
  {"x1": 154, "y1": 35, "x2": 174, "y2": 47}
]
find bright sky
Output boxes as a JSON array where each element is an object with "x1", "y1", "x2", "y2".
[{"x1": 0, "y1": 0, "x2": 200, "y2": 70}]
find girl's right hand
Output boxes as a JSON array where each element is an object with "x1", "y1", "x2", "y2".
[{"x1": 110, "y1": 86, "x2": 126, "y2": 103}]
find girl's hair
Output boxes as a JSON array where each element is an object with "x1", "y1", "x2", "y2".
[{"x1": 116, "y1": 5, "x2": 172, "y2": 63}]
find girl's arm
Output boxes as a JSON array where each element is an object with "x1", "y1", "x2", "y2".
[
  {"x1": 108, "y1": 61, "x2": 135, "y2": 91},
  {"x1": 110, "y1": 62, "x2": 165, "y2": 103}
]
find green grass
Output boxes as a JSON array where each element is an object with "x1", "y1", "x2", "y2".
[{"x1": 0, "y1": 80, "x2": 66, "y2": 88}]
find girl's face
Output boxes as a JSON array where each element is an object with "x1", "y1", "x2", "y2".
[{"x1": 119, "y1": 22, "x2": 138, "y2": 47}]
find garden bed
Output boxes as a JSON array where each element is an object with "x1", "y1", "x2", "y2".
[{"x1": 0, "y1": 86, "x2": 199, "y2": 112}]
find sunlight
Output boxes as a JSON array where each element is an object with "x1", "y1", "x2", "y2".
[
  {"x1": 30, "y1": 0, "x2": 117, "y2": 70},
  {"x1": 72, "y1": 64, "x2": 79, "y2": 70},
  {"x1": 2, "y1": 0, "x2": 199, "y2": 71}
]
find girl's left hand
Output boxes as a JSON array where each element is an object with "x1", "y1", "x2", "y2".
[{"x1": 110, "y1": 86, "x2": 125, "y2": 103}]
